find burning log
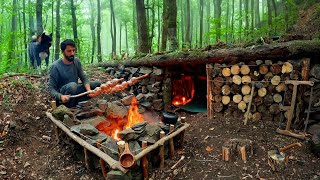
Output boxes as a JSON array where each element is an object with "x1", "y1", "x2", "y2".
[{"x1": 70, "y1": 74, "x2": 149, "y2": 98}]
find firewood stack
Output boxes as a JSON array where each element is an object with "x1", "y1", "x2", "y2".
[{"x1": 208, "y1": 60, "x2": 303, "y2": 121}]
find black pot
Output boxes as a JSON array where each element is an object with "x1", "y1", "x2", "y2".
[{"x1": 161, "y1": 111, "x2": 178, "y2": 124}]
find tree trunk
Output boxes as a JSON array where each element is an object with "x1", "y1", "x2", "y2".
[
  {"x1": 199, "y1": 0, "x2": 203, "y2": 47},
  {"x1": 251, "y1": 0, "x2": 254, "y2": 39},
  {"x1": 125, "y1": 23, "x2": 128, "y2": 53},
  {"x1": 97, "y1": 0, "x2": 102, "y2": 62},
  {"x1": 28, "y1": 0, "x2": 35, "y2": 37},
  {"x1": 70, "y1": 0, "x2": 80, "y2": 56},
  {"x1": 225, "y1": 0, "x2": 229, "y2": 43},
  {"x1": 205, "y1": 0, "x2": 210, "y2": 45},
  {"x1": 244, "y1": 0, "x2": 249, "y2": 39},
  {"x1": 55, "y1": 0, "x2": 60, "y2": 61},
  {"x1": 132, "y1": 0, "x2": 137, "y2": 53},
  {"x1": 180, "y1": 0, "x2": 184, "y2": 46},
  {"x1": 51, "y1": 0, "x2": 54, "y2": 62},
  {"x1": 89, "y1": 0, "x2": 96, "y2": 63},
  {"x1": 239, "y1": 0, "x2": 242, "y2": 41},
  {"x1": 36, "y1": 0, "x2": 43, "y2": 35},
  {"x1": 136, "y1": 0, "x2": 150, "y2": 53},
  {"x1": 150, "y1": 0, "x2": 155, "y2": 52},
  {"x1": 22, "y1": 0, "x2": 27, "y2": 65},
  {"x1": 231, "y1": 0, "x2": 234, "y2": 42},
  {"x1": 8, "y1": 0, "x2": 17, "y2": 63},
  {"x1": 185, "y1": 0, "x2": 190, "y2": 48},
  {"x1": 119, "y1": 23, "x2": 122, "y2": 55},
  {"x1": 110, "y1": 0, "x2": 116, "y2": 56},
  {"x1": 161, "y1": 0, "x2": 168, "y2": 51},
  {"x1": 267, "y1": 0, "x2": 272, "y2": 36},
  {"x1": 255, "y1": 0, "x2": 260, "y2": 28},
  {"x1": 214, "y1": 0, "x2": 222, "y2": 42},
  {"x1": 157, "y1": 0, "x2": 160, "y2": 52},
  {"x1": 167, "y1": 0, "x2": 177, "y2": 51}
]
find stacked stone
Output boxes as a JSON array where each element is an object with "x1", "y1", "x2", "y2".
[{"x1": 105, "y1": 66, "x2": 165, "y2": 111}]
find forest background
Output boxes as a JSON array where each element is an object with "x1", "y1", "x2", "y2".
[{"x1": 0, "y1": 0, "x2": 319, "y2": 75}]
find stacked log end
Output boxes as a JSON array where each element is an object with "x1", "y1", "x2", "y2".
[{"x1": 208, "y1": 60, "x2": 300, "y2": 122}]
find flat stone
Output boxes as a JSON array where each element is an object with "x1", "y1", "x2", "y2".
[
  {"x1": 101, "y1": 136, "x2": 119, "y2": 160},
  {"x1": 147, "y1": 85, "x2": 160, "y2": 93},
  {"x1": 152, "y1": 67, "x2": 163, "y2": 75},
  {"x1": 129, "y1": 141, "x2": 142, "y2": 155},
  {"x1": 97, "y1": 100, "x2": 108, "y2": 112},
  {"x1": 140, "y1": 79, "x2": 149, "y2": 86},
  {"x1": 138, "y1": 106, "x2": 146, "y2": 114},
  {"x1": 80, "y1": 116, "x2": 107, "y2": 127},
  {"x1": 140, "y1": 101, "x2": 152, "y2": 108},
  {"x1": 136, "y1": 94, "x2": 144, "y2": 101},
  {"x1": 144, "y1": 93, "x2": 157, "y2": 102},
  {"x1": 86, "y1": 132, "x2": 108, "y2": 146},
  {"x1": 139, "y1": 67, "x2": 152, "y2": 74},
  {"x1": 63, "y1": 114, "x2": 81, "y2": 127},
  {"x1": 129, "y1": 67, "x2": 139, "y2": 74},
  {"x1": 121, "y1": 95, "x2": 134, "y2": 106},
  {"x1": 78, "y1": 101, "x2": 93, "y2": 107},
  {"x1": 70, "y1": 124, "x2": 99, "y2": 136},
  {"x1": 152, "y1": 99, "x2": 164, "y2": 111},
  {"x1": 138, "y1": 123, "x2": 162, "y2": 144},
  {"x1": 106, "y1": 102, "x2": 128, "y2": 119},
  {"x1": 76, "y1": 108, "x2": 104, "y2": 120},
  {"x1": 118, "y1": 128, "x2": 138, "y2": 141}
]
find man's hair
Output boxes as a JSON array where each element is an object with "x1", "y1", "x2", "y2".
[{"x1": 60, "y1": 39, "x2": 76, "y2": 51}]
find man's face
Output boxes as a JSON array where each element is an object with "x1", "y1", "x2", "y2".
[{"x1": 62, "y1": 45, "x2": 76, "y2": 62}]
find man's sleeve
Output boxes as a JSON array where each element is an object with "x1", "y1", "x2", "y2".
[
  {"x1": 48, "y1": 65, "x2": 62, "y2": 100},
  {"x1": 76, "y1": 59, "x2": 89, "y2": 86}
]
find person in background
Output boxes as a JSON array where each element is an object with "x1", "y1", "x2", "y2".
[{"x1": 48, "y1": 39, "x2": 101, "y2": 107}]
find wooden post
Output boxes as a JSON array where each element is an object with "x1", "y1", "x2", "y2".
[
  {"x1": 96, "y1": 140, "x2": 107, "y2": 178},
  {"x1": 169, "y1": 125, "x2": 175, "y2": 159},
  {"x1": 84, "y1": 148, "x2": 90, "y2": 172},
  {"x1": 117, "y1": 140, "x2": 125, "y2": 154},
  {"x1": 244, "y1": 83, "x2": 255, "y2": 125},
  {"x1": 295, "y1": 58, "x2": 310, "y2": 127},
  {"x1": 159, "y1": 131, "x2": 165, "y2": 169},
  {"x1": 222, "y1": 147, "x2": 230, "y2": 161},
  {"x1": 142, "y1": 141, "x2": 148, "y2": 180},
  {"x1": 51, "y1": 100, "x2": 57, "y2": 110},
  {"x1": 179, "y1": 117, "x2": 186, "y2": 147},
  {"x1": 51, "y1": 100, "x2": 59, "y2": 144},
  {"x1": 206, "y1": 64, "x2": 214, "y2": 120},
  {"x1": 240, "y1": 146, "x2": 247, "y2": 162}
]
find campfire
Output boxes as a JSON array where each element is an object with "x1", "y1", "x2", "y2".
[
  {"x1": 172, "y1": 75, "x2": 195, "y2": 106},
  {"x1": 96, "y1": 96, "x2": 144, "y2": 140}
]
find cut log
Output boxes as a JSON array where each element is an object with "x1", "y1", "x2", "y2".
[
  {"x1": 231, "y1": 84, "x2": 241, "y2": 94},
  {"x1": 264, "y1": 94, "x2": 274, "y2": 106},
  {"x1": 222, "y1": 147, "x2": 230, "y2": 161},
  {"x1": 241, "y1": 85, "x2": 251, "y2": 95},
  {"x1": 252, "y1": 112, "x2": 262, "y2": 121},
  {"x1": 240, "y1": 65, "x2": 250, "y2": 75},
  {"x1": 276, "y1": 83, "x2": 286, "y2": 92},
  {"x1": 271, "y1": 75, "x2": 281, "y2": 85},
  {"x1": 243, "y1": 95, "x2": 251, "y2": 103},
  {"x1": 233, "y1": 94, "x2": 243, "y2": 103},
  {"x1": 282, "y1": 62, "x2": 293, "y2": 73},
  {"x1": 225, "y1": 76, "x2": 233, "y2": 85},
  {"x1": 241, "y1": 75, "x2": 251, "y2": 84},
  {"x1": 222, "y1": 85, "x2": 231, "y2": 95},
  {"x1": 238, "y1": 101, "x2": 247, "y2": 112},
  {"x1": 231, "y1": 64, "x2": 240, "y2": 75},
  {"x1": 228, "y1": 101, "x2": 238, "y2": 111},
  {"x1": 212, "y1": 86, "x2": 222, "y2": 95},
  {"x1": 254, "y1": 96, "x2": 264, "y2": 106},
  {"x1": 290, "y1": 70, "x2": 300, "y2": 80},
  {"x1": 232, "y1": 75, "x2": 242, "y2": 85},
  {"x1": 267, "y1": 85, "x2": 275, "y2": 93},
  {"x1": 251, "y1": 71, "x2": 260, "y2": 81},
  {"x1": 259, "y1": 64, "x2": 269, "y2": 75},
  {"x1": 270, "y1": 64, "x2": 282, "y2": 75},
  {"x1": 222, "y1": 96, "x2": 231, "y2": 105},
  {"x1": 257, "y1": 104, "x2": 267, "y2": 113},
  {"x1": 269, "y1": 104, "x2": 280, "y2": 115},
  {"x1": 213, "y1": 102, "x2": 223, "y2": 112},
  {"x1": 213, "y1": 77, "x2": 224, "y2": 87},
  {"x1": 273, "y1": 93, "x2": 283, "y2": 103},
  {"x1": 264, "y1": 72, "x2": 274, "y2": 81},
  {"x1": 222, "y1": 67, "x2": 231, "y2": 77},
  {"x1": 258, "y1": 87, "x2": 267, "y2": 97},
  {"x1": 214, "y1": 94, "x2": 222, "y2": 102}
]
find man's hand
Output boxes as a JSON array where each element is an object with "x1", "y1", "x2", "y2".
[{"x1": 60, "y1": 95, "x2": 70, "y2": 103}]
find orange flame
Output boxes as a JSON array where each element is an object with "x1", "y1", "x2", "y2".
[
  {"x1": 172, "y1": 75, "x2": 195, "y2": 106},
  {"x1": 112, "y1": 129, "x2": 120, "y2": 141},
  {"x1": 124, "y1": 96, "x2": 144, "y2": 129}
]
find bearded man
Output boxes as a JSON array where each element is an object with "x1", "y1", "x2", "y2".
[{"x1": 48, "y1": 39, "x2": 100, "y2": 107}]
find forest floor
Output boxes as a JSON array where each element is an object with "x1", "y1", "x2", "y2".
[{"x1": 0, "y1": 67, "x2": 319, "y2": 180}]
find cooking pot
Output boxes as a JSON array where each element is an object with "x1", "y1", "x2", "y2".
[{"x1": 161, "y1": 111, "x2": 178, "y2": 124}]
